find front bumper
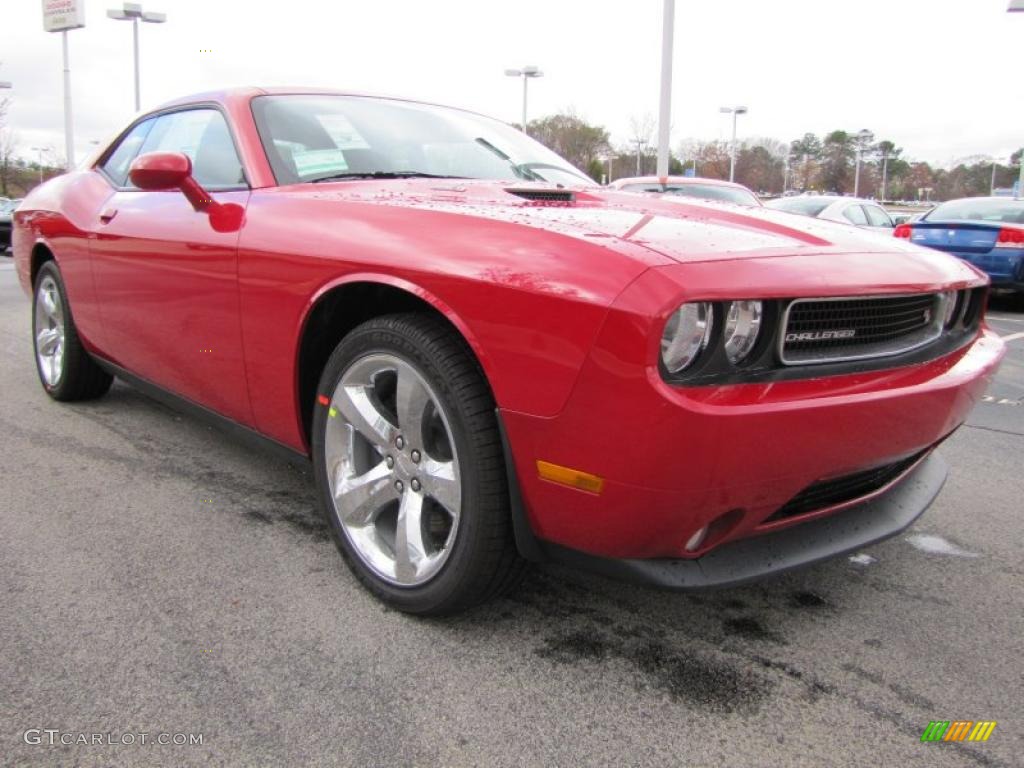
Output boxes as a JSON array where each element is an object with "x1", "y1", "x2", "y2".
[
  {"x1": 504, "y1": 325, "x2": 1003, "y2": 560},
  {"x1": 539, "y1": 452, "x2": 947, "y2": 589}
]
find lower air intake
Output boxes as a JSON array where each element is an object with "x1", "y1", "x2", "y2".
[{"x1": 765, "y1": 450, "x2": 928, "y2": 523}]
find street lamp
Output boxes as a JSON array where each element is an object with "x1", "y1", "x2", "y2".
[
  {"x1": 107, "y1": 3, "x2": 166, "y2": 112},
  {"x1": 504, "y1": 66, "x2": 543, "y2": 135},
  {"x1": 853, "y1": 129, "x2": 872, "y2": 198},
  {"x1": 720, "y1": 106, "x2": 748, "y2": 182}
]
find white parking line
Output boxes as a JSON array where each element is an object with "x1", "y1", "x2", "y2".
[
  {"x1": 989, "y1": 313, "x2": 1024, "y2": 324},
  {"x1": 1001, "y1": 331, "x2": 1024, "y2": 342}
]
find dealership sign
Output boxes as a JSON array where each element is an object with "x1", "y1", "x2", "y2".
[{"x1": 42, "y1": 0, "x2": 85, "y2": 33}]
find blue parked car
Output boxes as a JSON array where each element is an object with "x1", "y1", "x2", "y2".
[{"x1": 895, "y1": 197, "x2": 1024, "y2": 293}]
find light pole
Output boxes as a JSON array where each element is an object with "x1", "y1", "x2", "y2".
[
  {"x1": 107, "y1": 3, "x2": 166, "y2": 113},
  {"x1": 720, "y1": 106, "x2": 747, "y2": 182},
  {"x1": 655, "y1": 0, "x2": 675, "y2": 179},
  {"x1": 504, "y1": 66, "x2": 542, "y2": 135},
  {"x1": 31, "y1": 147, "x2": 46, "y2": 184},
  {"x1": 1010, "y1": 1, "x2": 1024, "y2": 196},
  {"x1": 853, "y1": 129, "x2": 872, "y2": 198},
  {"x1": 991, "y1": 160, "x2": 998, "y2": 196}
]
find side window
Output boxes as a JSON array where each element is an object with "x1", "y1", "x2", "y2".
[
  {"x1": 100, "y1": 118, "x2": 156, "y2": 186},
  {"x1": 843, "y1": 205, "x2": 868, "y2": 226},
  {"x1": 137, "y1": 109, "x2": 245, "y2": 188},
  {"x1": 864, "y1": 205, "x2": 893, "y2": 228}
]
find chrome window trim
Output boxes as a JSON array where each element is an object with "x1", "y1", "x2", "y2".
[{"x1": 778, "y1": 292, "x2": 945, "y2": 366}]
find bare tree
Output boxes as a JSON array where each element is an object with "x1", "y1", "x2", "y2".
[
  {"x1": 0, "y1": 131, "x2": 19, "y2": 197},
  {"x1": 628, "y1": 113, "x2": 655, "y2": 176}
]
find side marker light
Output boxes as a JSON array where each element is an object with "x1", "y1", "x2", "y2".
[{"x1": 536, "y1": 460, "x2": 605, "y2": 494}]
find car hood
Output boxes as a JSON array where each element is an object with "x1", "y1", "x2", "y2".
[{"x1": 296, "y1": 179, "x2": 932, "y2": 266}]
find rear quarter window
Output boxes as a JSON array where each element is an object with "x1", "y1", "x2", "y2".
[{"x1": 767, "y1": 198, "x2": 831, "y2": 217}]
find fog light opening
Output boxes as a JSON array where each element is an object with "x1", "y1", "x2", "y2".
[
  {"x1": 684, "y1": 526, "x2": 708, "y2": 552},
  {"x1": 685, "y1": 508, "x2": 746, "y2": 555}
]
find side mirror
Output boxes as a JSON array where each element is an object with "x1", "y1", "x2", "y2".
[
  {"x1": 129, "y1": 151, "x2": 216, "y2": 212},
  {"x1": 127, "y1": 151, "x2": 244, "y2": 232},
  {"x1": 129, "y1": 151, "x2": 192, "y2": 191}
]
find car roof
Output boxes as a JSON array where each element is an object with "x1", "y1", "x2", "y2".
[
  {"x1": 772, "y1": 195, "x2": 882, "y2": 205},
  {"x1": 936, "y1": 196, "x2": 1024, "y2": 204},
  {"x1": 152, "y1": 86, "x2": 495, "y2": 122}
]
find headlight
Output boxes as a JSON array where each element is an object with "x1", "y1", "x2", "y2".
[
  {"x1": 723, "y1": 300, "x2": 763, "y2": 364},
  {"x1": 661, "y1": 303, "x2": 714, "y2": 373}
]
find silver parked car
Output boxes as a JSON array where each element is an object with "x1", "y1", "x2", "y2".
[{"x1": 765, "y1": 195, "x2": 894, "y2": 232}]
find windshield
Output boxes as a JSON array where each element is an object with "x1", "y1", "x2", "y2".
[
  {"x1": 251, "y1": 95, "x2": 592, "y2": 187},
  {"x1": 764, "y1": 197, "x2": 832, "y2": 217},
  {"x1": 925, "y1": 198, "x2": 1024, "y2": 224},
  {"x1": 622, "y1": 182, "x2": 759, "y2": 207}
]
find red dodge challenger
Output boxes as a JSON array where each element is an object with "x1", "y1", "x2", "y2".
[{"x1": 13, "y1": 88, "x2": 1005, "y2": 615}]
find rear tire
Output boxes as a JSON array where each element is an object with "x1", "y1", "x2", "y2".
[
  {"x1": 32, "y1": 261, "x2": 113, "y2": 401},
  {"x1": 312, "y1": 313, "x2": 524, "y2": 615}
]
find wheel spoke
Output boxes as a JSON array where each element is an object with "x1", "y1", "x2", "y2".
[
  {"x1": 42, "y1": 287, "x2": 59, "y2": 319},
  {"x1": 36, "y1": 327, "x2": 61, "y2": 356},
  {"x1": 334, "y1": 385, "x2": 396, "y2": 448},
  {"x1": 394, "y1": 491, "x2": 426, "y2": 584},
  {"x1": 395, "y1": 364, "x2": 431, "y2": 446},
  {"x1": 334, "y1": 461, "x2": 397, "y2": 526},
  {"x1": 421, "y1": 457, "x2": 460, "y2": 516}
]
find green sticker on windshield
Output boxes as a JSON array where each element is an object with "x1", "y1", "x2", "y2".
[{"x1": 293, "y1": 148, "x2": 349, "y2": 177}]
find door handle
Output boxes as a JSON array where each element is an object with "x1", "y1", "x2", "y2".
[{"x1": 99, "y1": 208, "x2": 118, "y2": 224}]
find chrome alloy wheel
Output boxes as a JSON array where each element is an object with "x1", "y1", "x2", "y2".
[
  {"x1": 324, "y1": 353, "x2": 462, "y2": 586},
  {"x1": 34, "y1": 275, "x2": 65, "y2": 387}
]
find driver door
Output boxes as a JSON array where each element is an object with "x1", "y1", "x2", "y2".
[{"x1": 90, "y1": 107, "x2": 254, "y2": 425}]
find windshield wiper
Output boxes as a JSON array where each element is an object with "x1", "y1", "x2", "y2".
[
  {"x1": 310, "y1": 171, "x2": 466, "y2": 183},
  {"x1": 473, "y1": 138, "x2": 542, "y2": 182}
]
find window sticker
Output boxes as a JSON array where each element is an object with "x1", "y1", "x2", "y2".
[
  {"x1": 292, "y1": 148, "x2": 349, "y2": 177},
  {"x1": 316, "y1": 114, "x2": 371, "y2": 150}
]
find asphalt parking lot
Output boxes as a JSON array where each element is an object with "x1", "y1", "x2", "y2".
[{"x1": 0, "y1": 261, "x2": 1021, "y2": 768}]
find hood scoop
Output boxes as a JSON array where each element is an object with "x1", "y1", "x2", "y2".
[{"x1": 505, "y1": 187, "x2": 576, "y2": 204}]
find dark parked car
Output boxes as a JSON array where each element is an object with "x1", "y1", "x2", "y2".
[{"x1": 0, "y1": 198, "x2": 22, "y2": 253}]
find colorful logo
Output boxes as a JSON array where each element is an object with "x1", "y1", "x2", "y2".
[{"x1": 921, "y1": 721, "x2": 997, "y2": 743}]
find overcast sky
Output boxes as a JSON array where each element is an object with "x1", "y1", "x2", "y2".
[{"x1": 1, "y1": 0, "x2": 1021, "y2": 168}]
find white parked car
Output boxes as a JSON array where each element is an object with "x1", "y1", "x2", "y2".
[{"x1": 765, "y1": 195, "x2": 895, "y2": 232}]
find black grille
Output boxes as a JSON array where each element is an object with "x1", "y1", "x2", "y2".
[
  {"x1": 505, "y1": 188, "x2": 575, "y2": 203},
  {"x1": 781, "y1": 294, "x2": 940, "y2": 364},
  {"x1": 765, "y1": 451, "x2": 927, "y2": 524}
]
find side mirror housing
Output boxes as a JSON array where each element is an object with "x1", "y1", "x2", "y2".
[{"x1": 129, "y1": 151, "x2": 192, "y2": 191}]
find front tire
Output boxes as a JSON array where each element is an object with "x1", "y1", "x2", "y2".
[
  {"x1": 312, "y1": 313, "x2": 523, "y2": 615},
  {"x1": 32, "y1": 261, "x2": 113, "y2": 401}
]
